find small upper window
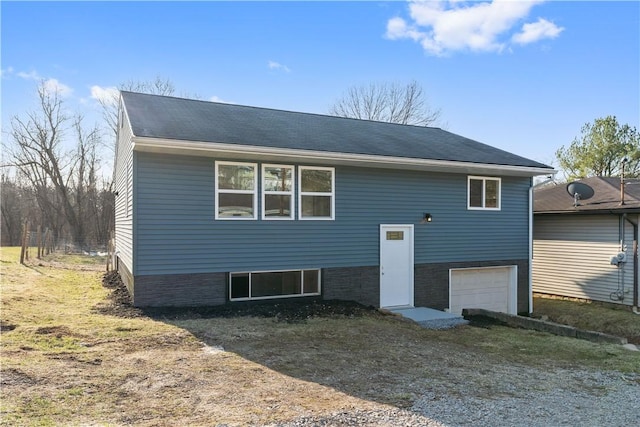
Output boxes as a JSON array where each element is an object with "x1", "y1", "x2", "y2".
[
  {"x1": 299, "y1": 166, "x2": 335, "y2": 220},
  {"x1": 262, "y1": 164, "x2": 294, "y2": 220},
  {"x1": 216, "y1": 161, "x2": 257, "y2": 219},
  {"x1": 468, "y1": 176, "x2": 501, "y2": 210}
]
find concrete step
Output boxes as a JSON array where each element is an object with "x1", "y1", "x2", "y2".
[{"x1": 388, "y1": 307, "x2": 469, "y2": 330}]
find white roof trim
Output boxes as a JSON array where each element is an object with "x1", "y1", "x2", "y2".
[{"x1": 132, "y1": 136, "x2": 554, "y2": 177}]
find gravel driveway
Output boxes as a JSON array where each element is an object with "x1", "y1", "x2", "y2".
[{"x1": 267, "y1": 365, "x2": 639, "y2": 426}]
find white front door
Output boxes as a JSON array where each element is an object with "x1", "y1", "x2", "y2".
[{"x1": 380, "y1": 224, "x2": 414, "y2": 308}]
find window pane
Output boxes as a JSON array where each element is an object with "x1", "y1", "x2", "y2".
[
  {"x1": 301, "y1": 169, "x2": 332, "y2": 192},
  {"x1": 264, "y1": 167, "x2": 292, "y2": 192},
  {"x1": 301, "y1": 195, "x2": 331, "y2": 218},
  {"x1": 485, "y1": 180, "x2": 498, "y2": 208},
  {"x1": 264, "y1": 195, "x2": 291, "y2": 217},
  {"x1": 218, "y1": 164, "x2": 255, "y2": 190},
  {"x1": 303, "y1": 270, "x2": 319, "y2": 294},
  {"x1": 469, "y1": 179, "x2": 483, "y2": 207},
  {"x1": 231, "y1": 273, "x2": 249, "y2": 299},
  {"x1": 218, "y1": 193, "x2": 254, "y2": 217},
  {"x1": 252, "y1": 271, "x2": 302, "y2": 297},
  {"x1": 386, "y1": 231, "x2": 404, "y2": 240}
]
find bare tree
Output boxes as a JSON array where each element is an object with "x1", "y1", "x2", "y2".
[
  {"x1": 329, "y1": 80, "x2": 442, "y2": 126},
  {"x1": 98, "y1": 76, "x2": 176, "y2": 137},
  {"x1": 0, "y1": 174, "x2": 40, "y2": 245},
  {"x1": 6, "y1": 82, "x2": 106, "y2": 249},
  {"x1": 3, "y1": 78, "x2": 177, "y2": 251}
]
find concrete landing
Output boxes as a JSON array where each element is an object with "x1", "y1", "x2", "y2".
[{"x1": 389, "y1": 307, "x2": 469, "y2": 330}]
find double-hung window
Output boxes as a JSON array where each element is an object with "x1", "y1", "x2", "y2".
[
  {"x1": 262, "y1": 164, "x2": 294, "y2": 220},
  {"x1": 216, "y1": 161, "x2": 257, "y2": 219},
  {"x1": 468, "y1": 176, "x2": 501, "y2": 210},
  {"x1": 299, "y1": 166, "x2": 335, "y2": 220}
]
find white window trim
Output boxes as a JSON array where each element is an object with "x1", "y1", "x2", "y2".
[
  {"x1": 229, "y1": 269, "x2": 322, "y2": 301},
  {"x1": 261, "y1": 164, "x2": 295, "y2": 220},
  {"x1": 467, "y1": 176, "x2": 501, "y2": 211},
  {"x1": 298, "y1": 166, "x2": 335, "y2": 220},
  {"x1": 215, "y1": 161, "x2": 258, "y2": 220}
]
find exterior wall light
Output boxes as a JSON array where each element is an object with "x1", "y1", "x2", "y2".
[{"x1": 423, "y1": 213, "x2": 433, "y2": 222}]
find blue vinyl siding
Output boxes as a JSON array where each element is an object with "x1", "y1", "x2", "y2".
[{"x1": 134, "y1": 152, "x2": 530, "y2": 275}]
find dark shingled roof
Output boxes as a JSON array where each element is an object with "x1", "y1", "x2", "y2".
[
  {"x1": 121, "y1": 91, "x2": 551, "y2": 170},
  {"x1": 534, "y1": 176, "x2": 640, "y2": 214}
]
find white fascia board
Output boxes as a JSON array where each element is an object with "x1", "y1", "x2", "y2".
[{"x1": 132, "y1": 136, "x2": 555, "y2": 177}]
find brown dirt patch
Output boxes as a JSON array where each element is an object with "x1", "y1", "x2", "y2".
[
  {"x1": 92, "y1": 271, "x2": 145, "y2": 318},
  {"x1": 35, "y1": 325, "x2": 78, "y2": 338},
  {"x1": 0, "y1": 368, "x2": 38, "y2": 387},
  {"x1": 0, "y1": 320, "x2": 17, "y2": 333}
]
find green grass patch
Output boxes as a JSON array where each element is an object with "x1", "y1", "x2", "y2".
[
  {"x1": 533, "y1": 296, "x2": 640, "y2": 344},
  {"x1": 442, "y1": 324, "x2": 640, "y2": 373},
  {"x1": 42, "y1": 251, "x2": 107, "y2": 266}
]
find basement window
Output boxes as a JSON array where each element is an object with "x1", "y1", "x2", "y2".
[{"x1": 229, "y1": 270, "x2": 321, "y2": 301}]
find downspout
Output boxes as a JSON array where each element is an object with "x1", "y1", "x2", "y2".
[
  {"x1": 623, "y1": 214, "x2": 639, "y2": 312},
  {"x1": 528, "y1": 175, "x2": 555, "y2": 315},
  {"x1": 528, "y1": 182, "x2": 534, "y2": 314}
]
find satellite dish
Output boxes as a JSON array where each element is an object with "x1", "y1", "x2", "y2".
[{"x1": 566, "y1": 182, "x2": 595, "y2": 207}]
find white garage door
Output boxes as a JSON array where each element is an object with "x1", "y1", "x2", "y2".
[{"x1": 449, "y1": 266, "x2": 517, "y2": 315}]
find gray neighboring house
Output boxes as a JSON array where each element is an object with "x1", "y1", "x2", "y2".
[
  {"x1": 114, "y1": 91, "x2": 553, "y2": 313},
  {"x1": 533, "y1": 177, "x2": 640, "y2": 310}
]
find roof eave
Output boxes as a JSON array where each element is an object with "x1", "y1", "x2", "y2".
[
  {"x1": 132, "y1": 136, "x2": 555, "y2": 177},
  {"x1": 535, "y1": 208, "x2": 640, "y2": 215}
]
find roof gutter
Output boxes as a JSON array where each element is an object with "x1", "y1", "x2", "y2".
[
  {"x1": 132, "y1": 136, "x2": 555, "y2": 177},
  {"x1": 534, "y1": 208, "x2": 640, "y2": 215}
]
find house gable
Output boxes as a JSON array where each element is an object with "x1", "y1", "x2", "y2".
[{"x1": 121, "y1": 91, "x2": 553, "y2": 177}]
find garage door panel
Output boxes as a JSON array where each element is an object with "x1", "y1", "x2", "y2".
[
  {"x1": 457, "y1": 292, "x2": 505, "y2": 305},
  {"x1": 452, "y1": 282, "x2": 508, "y2": 293},
  {"x1": 450, "y1": 266, "x2": 516, "y2": 315}
]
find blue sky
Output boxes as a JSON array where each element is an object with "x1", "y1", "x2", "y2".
[{"x1": 2, "y1": 1, "x2": 639, "y2": 175}]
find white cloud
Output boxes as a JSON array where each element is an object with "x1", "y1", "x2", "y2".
[
  {"x1": 17, "y1": 70, "x2": 41, "y2": 80},
  {"x1": 43, "y1": 78, "x2": 73, "y2": 97},
  {"x1": 90, "y1": 85, "x2": 120, "y2": 105},
  {"x1": 268, "y1": 60, "x2": 291, "y2": 73},
  {"x1": 14, "y1": 69, "x2": 73, "y2": 96},
  {"x1": 512, "y1": 17, "x2": 564, "y2": 45},
  {"x1": 209, "y1": 95, "x2": 230, "y2": 103},
  {"x1": 386, "y1": 0, "x2": 561, "y2": 56},
  {"x1": 386, "y1": 17, "x2": 425, "y2": 42},
  {"x1": 1, "y1": 66, "x2": 14, "y2": 78}
]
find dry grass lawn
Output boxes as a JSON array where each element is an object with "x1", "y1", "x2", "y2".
[{"x1": 1, "y1": 246, "x2": 639, "y2": 426}]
